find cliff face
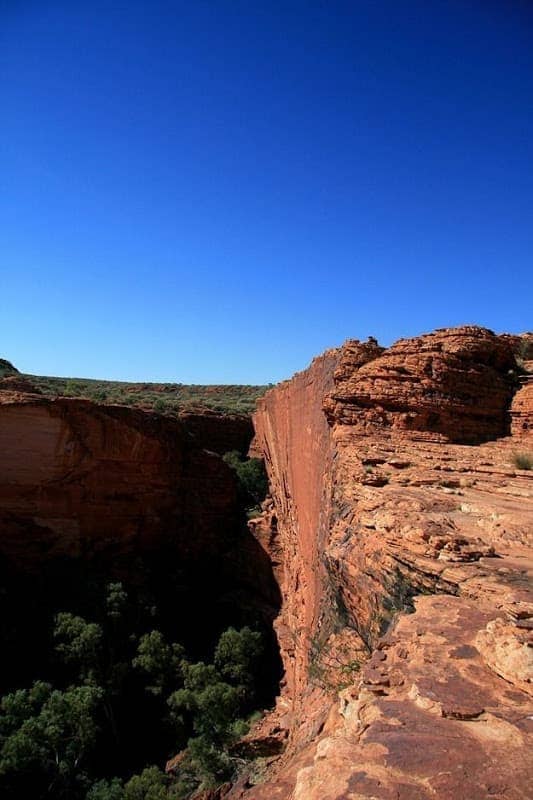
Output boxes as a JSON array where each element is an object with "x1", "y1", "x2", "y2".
[
  {"x1": 178, "y1": 409, "x2": 254, "y2": 456},
  {"x1": 247, "y1": 326, "x2": 532, "y2": 800},
  {"x1": 0, "y1": 392, "x2": 242, "y2": 565},
  {"x1": 0, "y1": 388, "x2": 282, "y2": 699},
  {"x1": 250, "y1": 349, "x2": 342, "y2": 741}
]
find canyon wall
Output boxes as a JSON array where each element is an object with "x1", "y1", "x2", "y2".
[
  {"x1": 250, "y1": 348, "x2": 342, "y2": 742},
  {"x1": 0, "y1": 387, "x2": 282, "y2": 699},
  {"x1": 244, "y1": 326, "x2": 532, "y2": 800},
  {"x1": 0, "y1": 391, "x2": 241, "y2": 564},
  {"x1": 1, "y1": 327, "x2": 531, "y2": 799}
]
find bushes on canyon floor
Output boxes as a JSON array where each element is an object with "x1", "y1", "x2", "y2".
[
  {"x1": 0, "y1": 581, "x2": 266, "y2": 800},
  {"x1": 87, "y1": 766, "x2": 171, "y2": 800},
  {"x1": 223, "y1": 451, "x2": 268, "y2": 510}
]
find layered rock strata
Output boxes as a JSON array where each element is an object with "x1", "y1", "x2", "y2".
[
  {"x1": 244, "y1": 326, "x2": 532, "y2": 800},
  {"x1": 0, "y1": 391, "x2": 244, "y2": 565}
]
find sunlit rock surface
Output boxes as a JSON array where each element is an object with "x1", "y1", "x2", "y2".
[{"x1": 243, "y1": 325, "x2": 532, "y2": 800}]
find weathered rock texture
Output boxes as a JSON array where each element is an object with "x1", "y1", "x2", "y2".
[
  {"x1": 0, "y1": 392, "x2": 244, "y2": 565},
  {"x1": 323, "y1": 326, "x2": 517, "y2": 443},
  {"x1": 511, "y1": 377, "x2": 533, "y2": 438},
  {"x1": 244, "y1": 326, "x2": 532, "y2": 800}
]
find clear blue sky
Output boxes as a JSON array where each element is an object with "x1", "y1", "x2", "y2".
[{"x1": 1, "y1": 1, "x2": 532, "y2": 383}]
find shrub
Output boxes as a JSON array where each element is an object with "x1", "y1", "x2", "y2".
[
  {"x1": 86, "y1": 777, "x2": 125, "y2": 800},
  {"x1": 222, "y1": 452, "x2": 268, "y2": 505},
  {"x1": 512, "y1": 452, "x2": 533, "y2": 470}
]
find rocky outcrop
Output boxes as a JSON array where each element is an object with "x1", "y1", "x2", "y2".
[
  {"x1": 0, "y1": 392, "x2": 241, "y2": 565},
  {"x1": 324, "y1": 326, "x2": 517, "y2": 443},
  {"x1": 499, "y1": 332, "x2": 533, "y2": 362},
  {"x1": 245, "y1": 325, "x2": 532, "y2": 800}
]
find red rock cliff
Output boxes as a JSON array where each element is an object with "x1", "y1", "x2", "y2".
[
  {"x1": 246, "y1": 326, "x2": 532, "y2": 800},
  {"x1": 0, "y1": 392, "x2": 241, "y2": 565}
]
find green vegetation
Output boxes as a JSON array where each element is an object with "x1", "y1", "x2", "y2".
[
  {"x1": 23, "y1": 373, "x2": 268, "y2": 415},
  {"x1": 0, "y1": 582, "x2": 266, "y2": 800},
  {"x1": 512, "y1": 451, "x2": 533, "y2": 470},
  {"x1": 0, "y1": 682, "x2": 102, "y2": 798},
  {"x1": 223, "y1": 451, "x2": 268, "y2": 514}
]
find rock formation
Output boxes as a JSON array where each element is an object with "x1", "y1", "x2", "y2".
[
  {"x1": 1, "y1": 325, "x2": 532, "y2": 799},
  {"x1": 178, "y1": 408, "x2": 254, "y2": 456},
  {"x1": 243, "y1": 325, "x2": 532, "y2": 800},
  {"x1": 0, "y1": 386, "x2": 282, "y2": 700},
  {"x1": 0, "y1": 391, "x2": 243, "y2": 564}
]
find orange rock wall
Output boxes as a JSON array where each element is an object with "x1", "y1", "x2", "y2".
[
  {"x1": 0, "y1": 394, "x2": 240, "y2": 564},
  {"x1": 252, "y1": 349, "x2": 340, "y2": 725},
  {"x1": 248, "y1": 326, "x2": 533, "y2": 800}
]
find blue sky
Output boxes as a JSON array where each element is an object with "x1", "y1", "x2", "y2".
[{"x1": 1, "y1": 1, "x2": 532, "y2": 383}]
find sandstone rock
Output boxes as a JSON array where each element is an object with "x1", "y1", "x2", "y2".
[
  {"x1": 178, "y1": 408, "x2": 254, "y2": 455},
  {"x1": 325, "y1": 326, "x2": 517, "y2": 443},
  {"x1": 250, "y1": 348, "x2": 342, "y2": 737},
  {"x1": 244, "y1": 325, "x2": 533, "y2": 800},
  {"x1": 510, "y1": 377, "x2": 533, "y2": 439},
  {"x1": 0, "y1": 393, "x2": 241, "y2": 564}
]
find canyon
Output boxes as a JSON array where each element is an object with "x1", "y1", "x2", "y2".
[
  {"x1": 0, "y1": 387, "x2": 281, "y2": 709},
  {"x1": 1, "y1": 325, "x2": 532, "y2": 799}
]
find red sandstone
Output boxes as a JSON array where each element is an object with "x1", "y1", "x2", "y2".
[
  {"x1": 1, "y1": 326, "x2": 532, "y2": 799},
  {"x1": 244, "y1": 325, "x2": 532, "y2": 800}
]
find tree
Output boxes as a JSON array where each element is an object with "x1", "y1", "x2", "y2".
[
  {"x1": 106, "y1": 582, "x2": 128, "y2": 622},
  {"x1": 166, "y1": 627, "x2": 263, "y2": 786},
  {"x1": 0, "y1": 682, "x2": 103, "y2": 797},
  {"x1": 124, "y1": 766, "x2": 169, "y2": 800},
  {"x1": 222, "y1": 452, "x2": 268, "y2": 506},
  {"x1": 54, "y1": 613, "x2": 103, "y2": 684},
  {"x1": 214, "y1": 627, "x2": 262, "y2": 692},
  {"x1": 133, "y1": 631, "x2": 184, "y2": 697}
]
